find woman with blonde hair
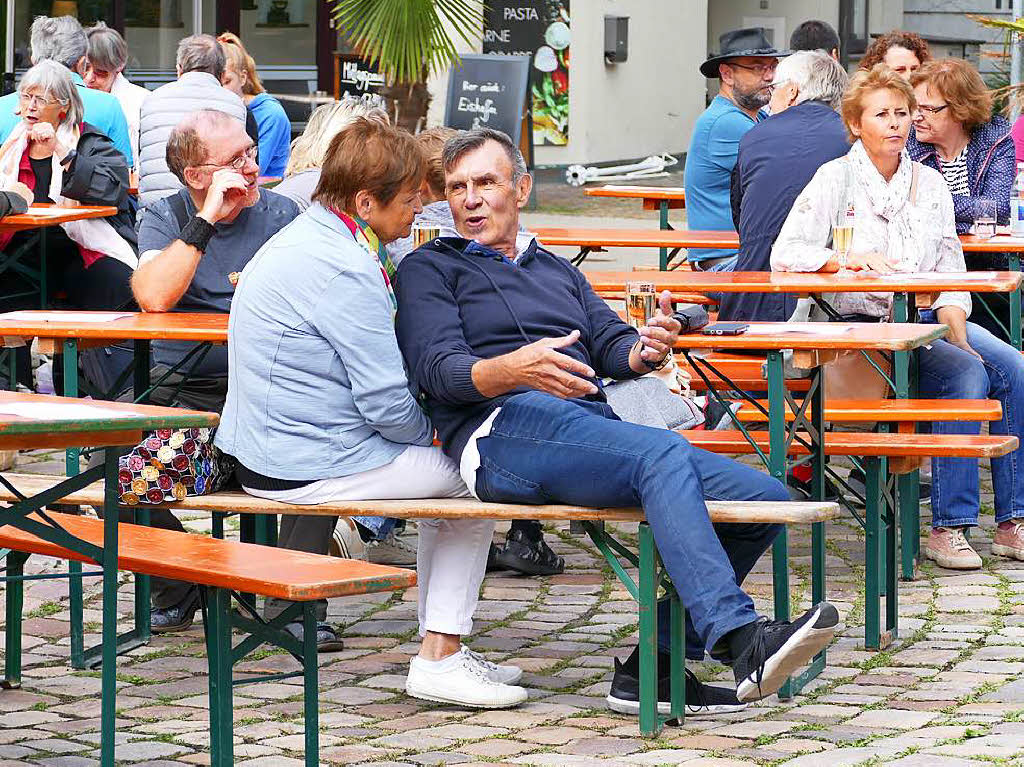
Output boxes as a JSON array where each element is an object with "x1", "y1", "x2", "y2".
[
  {"x1": 772, "y1": 64, "x2": 1024, "y2": 571},
  {"x1": 273, "y1": 99, "x2": 389, "y2": 210},
  {"x1": 217, "y1": 32, "x2": 290, "y2": 177}
]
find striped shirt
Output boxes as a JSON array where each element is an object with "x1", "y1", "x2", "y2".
[{"x1": 939, "y1": 145, "x2": 970, "y2": 195}]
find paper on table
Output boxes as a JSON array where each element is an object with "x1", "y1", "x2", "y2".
[
  {"x1": 21, "y1": 207, "x2": 91, "y2": 218},
  {"x1": 1, "y1": 311, "x2": 135, "y2": 323},
  {"x1": 743, "y1": 323, "x2": 854, "y2": 336},
  {"x1": 0, "y1": 402, "x2": 144, "y2": 420},
  {"x1": 892, "y1": 272, "x2": 1007, "y2": 282}
]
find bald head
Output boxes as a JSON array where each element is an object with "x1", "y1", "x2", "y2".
[{"x1": 166, "y1": 109, "x2": 242, "y2": 184}]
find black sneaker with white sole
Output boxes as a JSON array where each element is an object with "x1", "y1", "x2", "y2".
[
  {"x1": 606, "y1": 655, "x2": 747, "y2": 717},
  {"x1": 731, "y1": 602, "x2": 840, "y2": 702}
]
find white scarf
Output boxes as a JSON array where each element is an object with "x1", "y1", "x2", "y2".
[
  {"x1": 845, "y1": 139, "x2": 918, "y2": 272},
  {"x1": 0, "y1": 121, "x2": 138, "y2": 270}
]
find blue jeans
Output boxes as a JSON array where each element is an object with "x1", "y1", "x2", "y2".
[
  {"x1": 917, "y1": 314, "x2": 1024, "y2": 527},
  {"x1": 475, "y1": 391, "x2": 786, "y2": 658}
]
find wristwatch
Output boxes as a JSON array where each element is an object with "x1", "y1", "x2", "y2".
[{"x1": 637, "y1": 341, "x2": 671, "y2": 371}]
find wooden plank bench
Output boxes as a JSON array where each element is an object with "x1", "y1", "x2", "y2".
[
  {"x1": 0, "y1": 472, "x2": 838, "y2": 737},
  {"x1": 728, "y1": 398, "x2": 1003, "y2": 425},
  {"x1": 0, "y1": 510, "x2": 414, "y2": 767}
]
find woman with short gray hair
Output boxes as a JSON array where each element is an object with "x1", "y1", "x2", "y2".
[
  {"x1": 84, "y1": 22, "x2": 150, "y2": 172},
  {"x1": 0, "y1": 59, "x2": 137, "y2": 385}
]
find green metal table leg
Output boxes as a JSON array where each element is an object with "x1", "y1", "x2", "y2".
[
  {"x1": 38, "y1": 227, "x2": 47, "y2": 309},
  {"x1": 63, "y1": 339, "x2": 87, "y2": 670},
  {"x1": 212, "y1": 512, "x2": 226, "y2": 539},
  {"x1": 238, "y1": 516, "x2": 257, "y2": 611},
  {"x1": 669, "y1": 591, "x2": 685, "y2": 723},
  {"x1": 3, "y1": 551, "x2": 28, "y2": 689},
  {"x1": 638, "y1": 522, "x2": 660, "y2": 737},
  {"x1": 133, "y1": 339, "x2": 151, "y2": 403},
  {"x1": 767, "y1": 350, "x2": 793, "y2": 698},
  {"x1": 1010, "y1": 255, "x2": 1021, "y2": 351},
  {"x1": 886, "y1": 486, "x2": 899, "y2": 643},
  {"x1": 302, "y1": 602, "x2": 319, "y2": 766},
  {"x1": 864, "y1": 457, "x2": 883, "y2": 650},
  {"x1": 206, "y1": 587, "x2": 233, "y2": 767},
  {"x1": 659, "y1": 201, "x2": 669, "y2": 271},
  {"x1": 133, "y1": 507, "x2": 151, "y2": 643},
  {"x1": 100, "y1": 449, "x2": 119, "y2": 767}
]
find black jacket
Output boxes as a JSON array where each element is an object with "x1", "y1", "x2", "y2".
[
  {"x1": 0, "y1": 190, "x2": 28, "y2": 218},
  {"x1": 59, "y1": 121, "x2": 137, "y2": 250}
]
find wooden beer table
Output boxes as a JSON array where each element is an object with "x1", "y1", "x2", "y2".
[
  {"x1": 673, "y1": 321, "x2": 947, "y2": 693},
  {"x1": 0, "y1": 391, "x2": 218, "y2": 766},
  {"x1": 582, "y1": 186, "x2": 687, "y2": 269}
]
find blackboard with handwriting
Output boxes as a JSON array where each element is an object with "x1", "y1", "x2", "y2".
[{"x1": 444, "y1": 54, "x2": 530, "y2": 146}]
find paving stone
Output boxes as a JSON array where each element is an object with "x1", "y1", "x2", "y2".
[{"x1": 845, "y1": 709, "x2": 939, "y2": 730}]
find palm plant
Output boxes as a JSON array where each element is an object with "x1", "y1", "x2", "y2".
[
  {"x1": 966, "y1": 13, "x2": 1020, "y2": 115},
  {"x1": 330, "y1": 0, "x2": 484, "y2": 132}
]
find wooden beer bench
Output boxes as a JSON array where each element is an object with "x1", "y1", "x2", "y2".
[
  {"x1": 0, "y1": 510, "x2": 413, "y2": 767},
  {"x1": 0, "y1": 472, "x2": 837, "y2": 737}
]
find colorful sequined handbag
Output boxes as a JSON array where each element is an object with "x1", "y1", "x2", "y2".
[{"x1": 117, "y1": 427, "x2": 237, "y2": 505}]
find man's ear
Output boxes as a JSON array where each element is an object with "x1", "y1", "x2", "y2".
[
  {"x1": 182, "y1": 166, "x2": 204, "y2": 191},
  {"x1": 788, "y1": 84, "x2": 800, "y2": 107},
  {"x1": 515, "y1": 172, "x2": 533, "y2": 209}
]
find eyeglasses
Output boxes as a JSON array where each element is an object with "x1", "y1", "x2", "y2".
[
  {"x1": 194, "y1": 144, "x2": 259, "y2": 172},
  {"x1": 18, "y1": 92, "x2": 63, "y2": 108},
  {"x1": 766, "y1": 79, "x2": 790, "y2": 94},
  {"x1": 725, "y1": 61, "x2": 777, "y2": 76},
  {"x1": 915, "y1": 104, "x2": 948, "y2": 116}
]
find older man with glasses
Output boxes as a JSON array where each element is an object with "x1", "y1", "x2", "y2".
[
  {"x1": 684, "y1": 28, "x2": 789, "y2": 272},
  {"x1": 116, "y1": 109, "x2": 299, "y2": 634}
]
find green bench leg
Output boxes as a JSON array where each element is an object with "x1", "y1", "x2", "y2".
[
  {"x1": 638, "y1": 522, "x2": 659, "y2": 736},
  {"x1": 3, "y1": 552, "x2": 28, "y2": 689},
  {"x1": 100, "y1": 450, "x2": 119, "y2": 767},
  {"x1": 302, "y1": 603, "x2": 319, "y2": 766},
  {"x1": 205, "y1": 586, "x2": 234, "y2": 767},
  {"x1": 668, "y1": 589, "x2": 685, "y2": 723},
  {"x1": 899, "y1": 471, "x2": 920, "y2": 581},
  {"x1": 133, "y1": 507, "x2": 152, "y2": 643},
  {"x1": 212, "y1": 511, "x2": 226, "y2": 539}
]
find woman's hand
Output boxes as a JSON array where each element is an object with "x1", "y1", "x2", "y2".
[
  {"x1": 26, "y1": 122, "x2": 57, "y2": 157},
  {"x1": 846, "y1": 250, "x2": 898, "y2": 274}
]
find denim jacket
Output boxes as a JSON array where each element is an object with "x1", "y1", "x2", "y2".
[{"x1": 907, "y1": 116, "x2": 1015, "y2": 235}]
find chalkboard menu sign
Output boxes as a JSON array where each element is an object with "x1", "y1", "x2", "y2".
[
  {"x1": 483, "y1": 1, "x2": 570, "y2": 146},
  {"x1": 444, "y1": 53, "x2": 531, "y2": 147}
]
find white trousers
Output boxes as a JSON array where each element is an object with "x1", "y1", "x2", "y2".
[{"x1": 246, "y1": 445, "x2": 492, "y2": 637}]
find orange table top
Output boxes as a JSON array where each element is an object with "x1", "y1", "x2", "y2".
[
  {"x1": 535, "y1": 227, "x2": 1024, "y2": 254},
  {"x1": 0, "y1": 204, "x2": 119, "y2": 235},
  {"x1": 586, "y1": 270, "x2": 1023, "y2": 296},
  {"x1": 583, "y1": 185, "x2": 686, "y2": 202},
  {"x1": 0, "y1": 310, "x2": 228, "y2": 343},
  {"x1": 0, "y1": 390, "x2": 217, "y2": 450},
  {"x1": 673, "y1": 322, "x2": 946, "y2": 352}
]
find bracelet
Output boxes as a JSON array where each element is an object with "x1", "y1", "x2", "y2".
[{"x1": 179, "y1": 216, "x2": 216, "y2": 253}]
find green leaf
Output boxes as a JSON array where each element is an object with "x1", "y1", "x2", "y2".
[{"x1": 330, "y1": 0, "x2": 485, "y2": 84}]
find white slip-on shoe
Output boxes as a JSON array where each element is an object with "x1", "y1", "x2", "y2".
[
  {"x1": 462, "y1": 645, "x2": 523, "y2": 685},
  {"x1": 406, "y1": 648, "x2": 528, "y2": 709}
]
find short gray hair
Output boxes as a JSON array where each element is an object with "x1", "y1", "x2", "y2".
[
  {"x1": 442, "y1": 128, "x2": 528, "y2": 185},
  {"x1": 30, "y1": 15, "x2": 87, "y2": 70},
  {"x1": 86, "y1": 22, "x2": 128, "y2": 73},
  {"x1": 176, "y1": 34, "x2": 225, "y2": 80},
  {"x1": 166, "y1": 109, "x2": 239, "y2": 183},
  {"x1": 19, "y1": 60, "x2": 84, "y2": 128},
  {"x1": 774, "y1": 50, "x2": 848, "y2": 111}
]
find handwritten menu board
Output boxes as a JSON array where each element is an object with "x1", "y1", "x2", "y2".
[
  {"x1": 483, "y1": 1, "x2": 570, "y2": 146},
  {"x1": 444, "y1": 54, "x2": 531, "y2": 147},
  {"x1": 333, "y1": 53, "x2": 386, "y2": 101}
]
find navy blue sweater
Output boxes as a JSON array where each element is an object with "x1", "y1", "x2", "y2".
[{"x1": 396, "y1": 237, "x2": 641, "y2": 462}]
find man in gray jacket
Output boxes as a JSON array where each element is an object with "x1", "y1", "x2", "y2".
[{"x1": 138, "y1": 35, "x2": 246, "y2": 207}]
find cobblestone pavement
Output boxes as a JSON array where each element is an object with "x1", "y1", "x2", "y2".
[{"x1": 3, "y1": 448, "x2": 1024, "y2": 766}]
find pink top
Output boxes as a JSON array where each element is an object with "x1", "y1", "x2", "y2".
[{"x1": 1012, "y1": 115, "x2": 1024, "y2": 166}]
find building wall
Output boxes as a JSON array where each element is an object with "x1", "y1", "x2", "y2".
[
  {"x1": 902, "y1": 1, "x2": 1007, "y2": 77},
  {"x1": 427, "y1": 0, "x2": 704, "y2": 166}
]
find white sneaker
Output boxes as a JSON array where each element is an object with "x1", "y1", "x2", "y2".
[
  {"x1": 329, "y1": 519, "x2": 366, "y2": 560},
  {"x1": 462, "y1": 645, "x2": 523, "y2": 684},
  {"x1": 406, "y1": 648, "x2": 528, "y2": 709}
]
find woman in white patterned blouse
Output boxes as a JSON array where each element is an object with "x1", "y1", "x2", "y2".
[{"x1": 772, "y1": 63, "x2": 1024, "y2": 571}]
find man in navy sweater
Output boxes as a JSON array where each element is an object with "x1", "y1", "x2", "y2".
[{"x1": 396, "y1": 128, "x2": 839, "y2": 713}]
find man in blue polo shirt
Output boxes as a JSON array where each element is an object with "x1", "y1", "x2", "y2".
[
  {"x1": 684, "y1": 28, "x2": 787, "y2": 271},
  {"x1": 0, "y1": 16, "x2": 133, "y2": 166}
]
